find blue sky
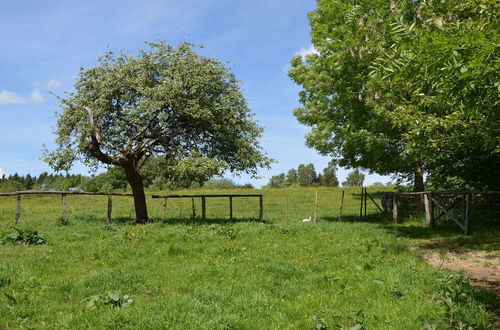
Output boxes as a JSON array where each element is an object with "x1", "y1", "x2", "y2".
[{"x1": 0, "y1": 0, "x2": 391, "y2": 187}]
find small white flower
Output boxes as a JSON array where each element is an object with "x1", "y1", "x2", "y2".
[
  {"x1": 127, "y1": 299, "x2": 133, "y2": 304},
  {"x1": 124, "y1": 295, "x2": 129, "y2": 300}
]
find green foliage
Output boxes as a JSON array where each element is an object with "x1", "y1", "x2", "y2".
[
  {"x1": 342, "y1": 168, "x2": 365, "y2": 187},
  {"x1": 202, "y1": 178, "x2": 240, "y2": 189},
  {"x1": 290, "y1": 0, "x2": 500, "y2": 190},
  {"x1": 298, "y1": 163, "x2": 317, "y2": 187},
  {"x1": 44, "y1": 41, "x2": 270, "y2": 222},
  {"x1": 0, "y1": 180, "x2": 24, "y2": 193},
  {"x1": 267, "y1": 163, "x2": 339, "y2": 188},
  {"x1": 1, "y1": 227, "x2": 46, "y2": 245},
  {"x1": 267, "y1": 173, "x2": 287, "y2": 188},
  {"x1": 320, "y1": 161, "x2": 339, "y2": 187}
]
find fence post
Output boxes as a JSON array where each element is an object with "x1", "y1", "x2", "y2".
[
  {"x1": 392, "y1": 194, "x2": 398, "y2": 223},
  {"x1": 61, "y1": 194, "x2": 67, "y2": 222},
  {"x1": 364, "y1": 188, "x2": 367, "y2": 219},
  {"x1": 15, "y1": 195, "x2": 21, "y2": 225},
  {"x1": 314, "y1": 190, "x2": 318, "y2": 222},
  {"x1": 423, "y1": 192, "x2": 434, "y2": 228},
  {"x1": 338, "y1": 190, "x2": 345, "y2": 221},
  {"x1": 162, "y1": 198, "x2": 167, "y2": 221},
  {"x1": 229, "y1": 196, "x2": 233, "y2": 220},
  {"x1": 192, "y1": 197, "x2": 196, "y2": 219},
  {"x1": 285, "y1": 190, "x2": 289, "y2": 223},
  {"x1": 359, "y1": 187, "x2": 364, "y2": 220},
  {"x1": 202, "y1": 197, "x2": 206, "y2": 220},
  {"x1": 107, "y1": 196, "x2": 112, "y2": 223},
  {"x1": 259, "y1": 195, "x2": 263, "y2": 222},
  {"x1": 464, "y1": 193, "x2": 470, "y2": 235}
]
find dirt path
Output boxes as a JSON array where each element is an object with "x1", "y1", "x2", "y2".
[{"x1": 420, "y1": 239, "x2": 500, "y2": 298}]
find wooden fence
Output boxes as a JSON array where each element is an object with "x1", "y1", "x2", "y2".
[
  {"x1": 0, "y1": 191, "x2": 133, "y2": 224},
  {"x1": 152, "y1": 194, "x2": 264, "y2": 222},
  {"x1": 391, "y1": 191, "x2": 500, "y2": 234}
]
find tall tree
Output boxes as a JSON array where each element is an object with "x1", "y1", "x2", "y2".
[
  {"x1": 321, "y1": 161, "x2": 339, "y2": 187},
  {"x1": 286, "y1": 168, "x2": 298, "y2": 186},
  {"x1": 290, "y1": 0, "x2": 500, "y2": 191},
  {"x1": 267, "y1": 173, "x2": 287, "y2": 188},
  {"x1": 45, "y1": 41, "x2": 270, "y2": 223},
  {"x1": 342, "y1": 168, "x2": 365, "y2": 187},
  {"x1": 297, "y1": 163, "x2": 317, "y2": 187}
]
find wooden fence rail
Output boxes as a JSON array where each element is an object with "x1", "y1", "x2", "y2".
[
  {"x1": 0, "y1": 191, "x2": 134, "y2": 224},
  {"x1": 152, "y1": 194, "x2": 264, "y2": 222}
]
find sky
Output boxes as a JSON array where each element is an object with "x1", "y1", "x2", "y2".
[{"x1": 0, "y1": 0, "x2": 391, "y2": 187}]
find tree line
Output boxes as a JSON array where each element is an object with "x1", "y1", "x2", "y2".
[
  {"x1": 266, "y1": 162, "x2": 366, "y2": 188},
  {"x1": 0, "y1": 159, "x2": 254, "y2": 194}
]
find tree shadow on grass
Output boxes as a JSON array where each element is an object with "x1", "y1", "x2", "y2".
[
  {"x1": 152, "y1": 217, "x2": 270, "y2": 226},
  {"x1": 73, "y1": 214, "x2": 136, "y2": 224},
  {"x1": 322, "y1": 212, "x2": 392, "y2": 224}
]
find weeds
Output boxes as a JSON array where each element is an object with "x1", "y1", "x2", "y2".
[{"x1": 1, "y1": 227, "x2": 46, "y2": 245}]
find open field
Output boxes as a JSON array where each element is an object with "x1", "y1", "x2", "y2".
[{"x1": 0, "y1": 187, "x2": 498, "y2": 329}]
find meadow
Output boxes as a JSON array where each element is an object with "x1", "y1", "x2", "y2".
[{"x1": 0, "y1": 187, "x2": 498, "y2": 329}]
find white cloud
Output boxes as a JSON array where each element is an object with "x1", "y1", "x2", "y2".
[
  {"x1": 30, "y1": 88, "x2": 44, "y2": 103},
  {"x1": 33, "y1": 79, "x2": 61, "y2": 89},
  {"x1": 0, "y1": 90, "x2": 26, "y2": 105},
  {"x1": 295, "y1": 45, "x2": 319, "y2": 59}
]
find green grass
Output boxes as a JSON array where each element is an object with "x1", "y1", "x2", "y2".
[{"x1": 0, "y1": 187, "x2": 497, "y2": 329}]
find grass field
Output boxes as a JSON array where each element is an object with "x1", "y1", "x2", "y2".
[{"x1": 0, "y1": 187, "x2": 498, "y2": 329}]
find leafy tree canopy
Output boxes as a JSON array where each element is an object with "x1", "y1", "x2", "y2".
[
  {"x1": 290, "y1": 0, "x2": 499, "y2": 190},
  {"x1": 45, "y1": 41, "x2": 270, "y2": 222}
]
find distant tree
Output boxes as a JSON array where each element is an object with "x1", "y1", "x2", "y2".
[
  {"x1": 371, "y1": 182, "x2": 384, "y2": 187},
  {"x1": 297, "y1": 163, "x2": 316, "y2": 187},
  {"x1": 203, "y1": 178, "x2": 240, "y2": 189},
  {"x1": 24, "y1": 174, "x2": 34, "y2": 190},
  {"x1": 267, "y1": 173, "x2": 287, "y2": 188},
  {"x1": 320, "y1": 161, "x2": 339, "y2": 187},
  {"x1": 286, "y1": 169, "x2": 298, "y2": 186},
  {"x1": 45, "y1": 41, "x2": 270, "y2": 223},
  {"x1": 342, "y1": 169, "x2": 365, "y2": 187}
]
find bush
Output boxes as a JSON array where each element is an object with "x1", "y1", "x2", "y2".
[
  {"x1": 1, "y1": 227, "x2": 46, "y2": 245},
  {"x1": 0, "y1": 180, "x2": 24, "y2": 193}
]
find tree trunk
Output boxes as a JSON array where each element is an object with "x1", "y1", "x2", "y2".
[
  {"x1": 123, "y1": 164, "x2": 149, "y2": 224},
  {"x1": 413, "y1": 165, "x2": 425, "y2": 192}
]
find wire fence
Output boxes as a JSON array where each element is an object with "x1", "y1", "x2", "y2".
[{"x1": 0, "y1": 188, "x2": 498, "y2": 235}]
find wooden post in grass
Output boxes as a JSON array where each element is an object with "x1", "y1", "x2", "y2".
[
  {"x1": 162, "y1": 198, "x2": 167, "y2": 221},
  {"x1": 392, "y1": 194, "x2": 398, "y2": 223},
  {"x1": 202, "y1": 197, "x2": 206, "y2": 220},
  {"x1": 15, "y1": 195, "x2": 21, "y2": 225},
  {"x1": 229, "y1": 196, "x2": 233, "y2": 220},
  {"x1": 314, "y1": 190, "x2": 318, "y2": 222},
  {"x1": 463, "y1": 193, "x2": 470, "y2": 235},
  {"x1": 61, "y1": 193, "x2": 68, "y2": 222},
  {"x1": 364, "y1": 188, "x2": 367, "y2": 219},
  {"x1": 359, "y1": 187, "x2": 364, "y2": 220},
  {"x1": 192, "y1": 197, "x2": 196, "y2": 219},
  {"x1": 338, "y1": 190, "x2": 345, "y2": 221},
  {"x1": 107, "y1": 196, "x2": 112, "y2": 223},
  {"x1": 423, "y1": 192, "x2": 434, "y2": 228},
  {"x1": 285, "y1": 190, "x2": 289, "y2": 222},
  {"x1": 259, "y1": 195, "x2": 263, "y2": 222}
]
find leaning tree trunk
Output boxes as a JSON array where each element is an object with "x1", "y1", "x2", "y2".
[{"x1": 123, "y1": 164, "x2": 149, "y2": 224}]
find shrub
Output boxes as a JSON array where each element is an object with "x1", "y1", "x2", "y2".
[{"x1": 1, "y1": 227, "x2": 46, "y2": 245}]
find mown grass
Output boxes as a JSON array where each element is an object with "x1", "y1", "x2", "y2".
[{"x1": 0, "y1": 187, "x2": 497, "y2": 329}]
